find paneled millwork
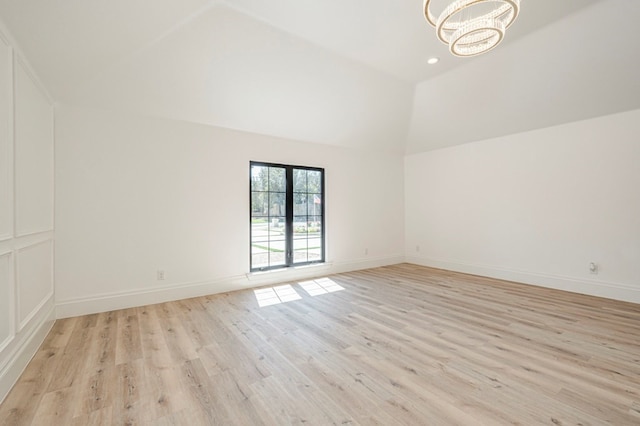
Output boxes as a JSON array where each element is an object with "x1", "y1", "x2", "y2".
[
  {"x1": 14, "y1": 59, "x2": 54, "y2": 237},
  {"x1": 0, "y1": 35, "x2": 12, "y2": 241},
  {"x1": 1, "y1": 264, "x2": 639, "y2": 424},
  {"x1": 0, "y1": 253, "x2": 12, "y2": 348},
  {"x1": 16, "y1": 240, "x2": 53, "y2": 330},
  {"x1": 0, "y1": 30, "x2": 55, "y2": 407}
]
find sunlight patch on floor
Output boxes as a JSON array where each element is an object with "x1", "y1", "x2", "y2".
[
  {"x1": 299, "y1": 278, "x2": 345, "y2": 296},
  {"x1": 254, "y1": 284, "x2": 302, "y2": 307},
  {"x1": 254, "y1": 278, "x2": 344, "y2": 307}
]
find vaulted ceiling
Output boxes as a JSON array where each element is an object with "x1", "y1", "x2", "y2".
[{"x1": 1, "y1": 0, "x2": 638, "y2": 153}]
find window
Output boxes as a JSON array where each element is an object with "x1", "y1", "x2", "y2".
[{"x1": 250, "y1": 162, "x2": 325, "y2": 271}]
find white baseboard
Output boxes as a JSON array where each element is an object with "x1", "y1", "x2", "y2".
[
  {"x1": 56, "y1": 255, "x2": 404, "y2": 319},
  {"x1": 406, "y1": 255, "x2": 640, "y2": 305},
  {"x1": 0, "y1": 300, "x2": 55, "y2": 404},
  {"x1": 55, "y1": 253, "x2": 640, "y2": 319},
  {"x1": 329, "y1": 254, "x2": 405, "y2": 274}
]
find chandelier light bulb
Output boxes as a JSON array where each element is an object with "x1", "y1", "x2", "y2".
[{"x1": 423, "y1": 0, "x2": 520, "y2": 57}]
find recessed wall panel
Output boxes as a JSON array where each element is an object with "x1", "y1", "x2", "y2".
[
  {"x1": 14, "y1": 61, "x2": 53, "y2": 236},
  {"x1": 0, "y1": 39, "x2": 11, "y2": 241},
  {"x1": 0, "y1": 253, "x2": 11, "y2": 347},
  {"x1": 16, "y1": 241, "x2": 52, "y2": 329}
]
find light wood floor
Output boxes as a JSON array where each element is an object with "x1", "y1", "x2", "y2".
[{"x1": 1, "y1": 264, "x2": 640, "y2": 425}]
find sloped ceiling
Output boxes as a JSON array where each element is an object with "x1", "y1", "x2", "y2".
[
  {"x1": 407, "y1": 0, "x2": 640, "y2": 152},
  {"x1": 1, "y1": 0, "x2": 638, "y2": 153}
]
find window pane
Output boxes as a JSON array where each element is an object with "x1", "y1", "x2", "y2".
[
  {"x1": 307, "y1": 217, "x2": 322, "y2": 236},
  {"x1": 293, "y1": 169, "x2": 307, "y2": 192},
  {"x1": 307, "y1": 194, "x2": 322, "y2": 215},
  {"x1": 251, "y1": 165, "x2": 268, "y2": 191},
  {"x1": 294, "y1": 239, "x2": 308, "y2": 263},
  {"x1": 293, "y1": 216, "x2": 308, "y2": 239},
  {"x1": 269, "y1": 244, "x2": 286, "y2": 266},
  {"x1": 268, "y1": 238, "x2": 286, "y2": 254},
  {"x1": 251, "y1": 225, "x2": 269, "y2": 243},
  {"x1": 269, "y1": 217, "x2": 286, "y2": 241},
  {"x1": 308, "y1": 237, "x2": 322, "y2": 251},
  {"x1": 270, "y1": 167, "x2": 286, "y2": 192},
  {"x1": 293, "y1": 192, "x2": 307, "y2": 216},
  {"x1": 251, "y1": 192, "x2": 268, "y2": 217},
  {"x1": 269, "y1": 193, "x2": 286, "y2": 216},
  {"x1": 251, "y1": 243, "x2": 269, "y2": 269},
  {"x1": 308, "y1": 245, "x2": 322, "y2": 262},
  {"x1": 251, "y1": 217, "x2": 269, "y2": 243},
  {"x1": 307, "y1": 170, "x2": 322, "y2": 193}
]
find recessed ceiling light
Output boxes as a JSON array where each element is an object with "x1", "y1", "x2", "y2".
[{"x1": 427, "y1": 57, "x2": 440, "y2": 65}]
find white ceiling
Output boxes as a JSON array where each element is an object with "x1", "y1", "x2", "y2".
[{"x1": 1, "y1": 0, "x2": 638, "y2": 153}]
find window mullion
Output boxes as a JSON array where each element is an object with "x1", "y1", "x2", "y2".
[{"x1": 285, "y1": 166, "x2": 294, "y2": 266}]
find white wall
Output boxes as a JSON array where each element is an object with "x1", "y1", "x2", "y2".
[
  {"x1": 54, "y1": 104, "x2": 405, "y2": 317},
  {"x1": 406, "y1": 109, "x2": 640, "y2": 303},
  {"x1": 0, "y1": 29, "x2": 55, "y2": 403}
]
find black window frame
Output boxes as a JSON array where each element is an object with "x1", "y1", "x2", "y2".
[{"x1": 250, "y1": 161, "x2": 325, "y2": 272}]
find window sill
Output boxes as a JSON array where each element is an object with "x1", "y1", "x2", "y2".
[{"x1": 246, "y1": 262, "x2": 332, "y2": 281}]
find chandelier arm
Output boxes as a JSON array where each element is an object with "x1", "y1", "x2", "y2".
[{"x1": 423, "y1": 0, "x2": 438, "y2": 26}]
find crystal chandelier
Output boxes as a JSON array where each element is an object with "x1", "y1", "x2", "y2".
[{"x1": 423, "y1": 0, "x2": 520, "y2": 57}]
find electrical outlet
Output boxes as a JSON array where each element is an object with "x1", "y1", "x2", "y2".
[
  {"x1": 364, "y1": 248, "x2": 369, "y2": 256},
  {"x1": 588, "y1": 262, "x2": 598, "y2": 275},
  {"x1": 416, "y1": 245, "x2": 420, "y2": 252},
  {"x1": 157, "y1": 270, "x2": 165, "y2": 280}
]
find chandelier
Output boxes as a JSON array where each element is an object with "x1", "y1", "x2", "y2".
[{"x1": 423, "y1": 0, "x2": 520, "y2": 57}]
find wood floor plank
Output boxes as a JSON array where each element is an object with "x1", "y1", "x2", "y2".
[
  {"x1": 114, "y1": 313, "x2": 143, "y2": 366},
  {"x1": 179, "y1": 358, "x2": 229, "y2": 424},
  {"x1": 46, "y1": 318, "x2": 93, "y2": 392},
  {"x1": 0, "y1": 341, "x2": 62, "y2": 425},
  {"x1": 71, "y1": 315, "x2": 117, "y2": 418},
  {"x1": 110, "y1": 359, "x2": 143, "y2": 426},
  {"x1": 2, "y1": 263, "x2": 640, "y2": 425},
  {"x1": 30, "y1": 387, "x2": 75, "y2": 426},
  {"x1": 70, "y1": 406, "x2": 113, "y2": 426}
]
